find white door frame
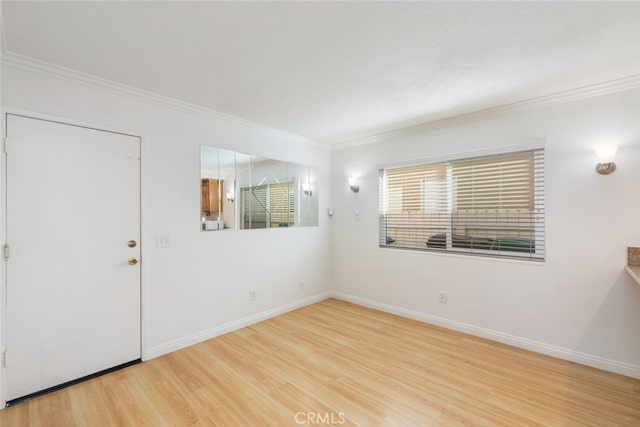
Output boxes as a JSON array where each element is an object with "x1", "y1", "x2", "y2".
[{"x1": 0, "y1": 109, "x2": 148, "y2": 408}]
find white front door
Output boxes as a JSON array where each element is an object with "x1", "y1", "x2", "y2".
[{"x1": 5, "y1": 114, "x2": 141, "y2": 401}]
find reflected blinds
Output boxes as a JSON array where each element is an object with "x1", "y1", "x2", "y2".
[
  {"x1": 379, "y1": 149, "x2": 544, "y2": 260},
  {"x1": 241, "y1": 181, "x2": 295, "y2": 229}
]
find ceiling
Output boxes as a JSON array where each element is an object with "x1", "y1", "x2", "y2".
[{"x1": 2, "y1": 1, "x2": 639, "y2": 145}]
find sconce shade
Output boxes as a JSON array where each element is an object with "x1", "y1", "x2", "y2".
[
  {"x1": 302, "y1": 182, "x2": 312, "y2": 196},
  {"x1": 595, "y1": 146, "x2": 617, "y2": 175},
  {"x1": 596, "y1": 162, "x2": 616, "y2": 175},
  {"x1": 348, "y1": 177, "x2": 360, "y2": 193}
]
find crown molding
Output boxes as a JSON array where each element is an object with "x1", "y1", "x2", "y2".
[
  {"x1": 1, "y1": 52, "x2": 329, "y2": 150},
  {"x1": 331, "y1": 74, "x2": 640, "y2": 151},
  {"x1": 3, "y1": 52, "x2": 638, "y2": 153},
  {"x1": 0, "y1": 10, "x2": 6, "y2": 55}
]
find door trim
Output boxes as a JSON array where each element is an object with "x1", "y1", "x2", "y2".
[{"x1": 0, "y1": 108, "x2": 146, "y2": 407}]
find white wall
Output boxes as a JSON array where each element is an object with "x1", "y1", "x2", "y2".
[
  {"x1": 0, "y1": 61, "x2": 331, "y2": 403},
  {"x1": 330, "y1": 88, "x2": 640, "y2": 377}
]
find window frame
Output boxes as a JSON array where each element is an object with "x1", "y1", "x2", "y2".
[{"x1": 378, "y1": 144, "x2": 545, "y2": 262}]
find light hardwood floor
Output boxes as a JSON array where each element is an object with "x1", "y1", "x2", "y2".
[{"x1": 1, "y1": 298, "x2": 639, "y2": 426}]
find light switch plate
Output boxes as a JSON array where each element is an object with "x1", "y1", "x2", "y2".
[{"x1": 156, "y1": 234, "x2": 172, "y2": 248}]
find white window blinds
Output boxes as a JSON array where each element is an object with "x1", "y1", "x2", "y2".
[{"x1": 379, "y1": 149, "x2": 545, "y2": 260}]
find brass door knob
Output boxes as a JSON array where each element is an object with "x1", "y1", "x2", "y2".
[
  {"x1": 127, "y1": 240, "x2": 137, "y2": 248},
  {"x1": 128, "y1": 257, "x2": 139, "y2": 265}
]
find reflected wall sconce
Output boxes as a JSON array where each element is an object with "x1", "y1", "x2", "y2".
[
  {"x1": 595, "y1": 146, "x2": 617, "y2": 175},
  {"x1": 302, "y1": 182, "x2": 312, "y2": 197},
  {"x1": 226, "y1": 192, "x2": 235, "y2": 202},
  {"x1": 348, "y1": 177, "x2": 360, "y2": 193}
]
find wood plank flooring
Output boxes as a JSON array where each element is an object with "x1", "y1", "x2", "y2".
[{"x1": 1, "y1": 298, "x2": 639, "y2": 426}]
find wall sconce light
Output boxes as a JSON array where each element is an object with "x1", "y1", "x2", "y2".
[
  {"x1": 226, "y1": 192, "x2": 235, "y2": 202},
  {"x1": 348, "y1": 177, "x2": 360, "y2": 193},
  {"x1": 595, "y1": 146, "x2": 617, "y2": 175},
  {"x1": 302, "y1": 182, "x2": 312, "y2": 197}
]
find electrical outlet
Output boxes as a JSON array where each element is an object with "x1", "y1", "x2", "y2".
[
  {"x1": 298, "y1": 281, "x2": 305, "y2": 291},
  {"x1": 250, "y1": 290, "x2": 257, "y2": 302},
  {"x1": 438, "y1": 291, "x2": 447, "y2": 304}
]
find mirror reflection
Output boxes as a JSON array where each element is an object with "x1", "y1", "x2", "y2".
[
  {"x1": 201, "y1": 147, "x2": 236, "y2": 230},
  {"x1": 201, "y1": 146, "x2": 318, "y2": 231}
]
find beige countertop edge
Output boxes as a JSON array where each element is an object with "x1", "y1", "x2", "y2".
[{"x1": 625, "y1": 265, "x2": 640, "y2": 286}]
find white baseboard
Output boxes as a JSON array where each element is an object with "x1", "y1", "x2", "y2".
[
  {"x1": 329, "y1": 291, "x2": 640, "y2": 379},
  {"x1": 145, "y1": 292, "x2": 330, "y2": 360},
  {"x1": 144, "y1": 290, "x2": 640, "y2": 379}
]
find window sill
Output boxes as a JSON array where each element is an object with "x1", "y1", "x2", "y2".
[
  {"x1": 625, "y1": 265, "x2": 640, "y2": 286},
  {"x1": 379, "y1": 244, "x2": 545, "y2": 265}
]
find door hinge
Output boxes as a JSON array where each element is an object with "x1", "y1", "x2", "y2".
[
  {"x1": 3, "y1": 137, "x2": 7, "y2": 154},
  {"x1": 3, "y1": 244, "x2": 10, "y2": 260},
  {"x1": 2, "y1": 350, "x2": 7, "y2": 368}
]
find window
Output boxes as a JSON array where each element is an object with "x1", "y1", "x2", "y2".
[
  {"x1": 240, "y1": 181, "x2": 295, "y2": 229},
  {"x1": 379, "y1": 148, "x2": 545, "y2": 261}
]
